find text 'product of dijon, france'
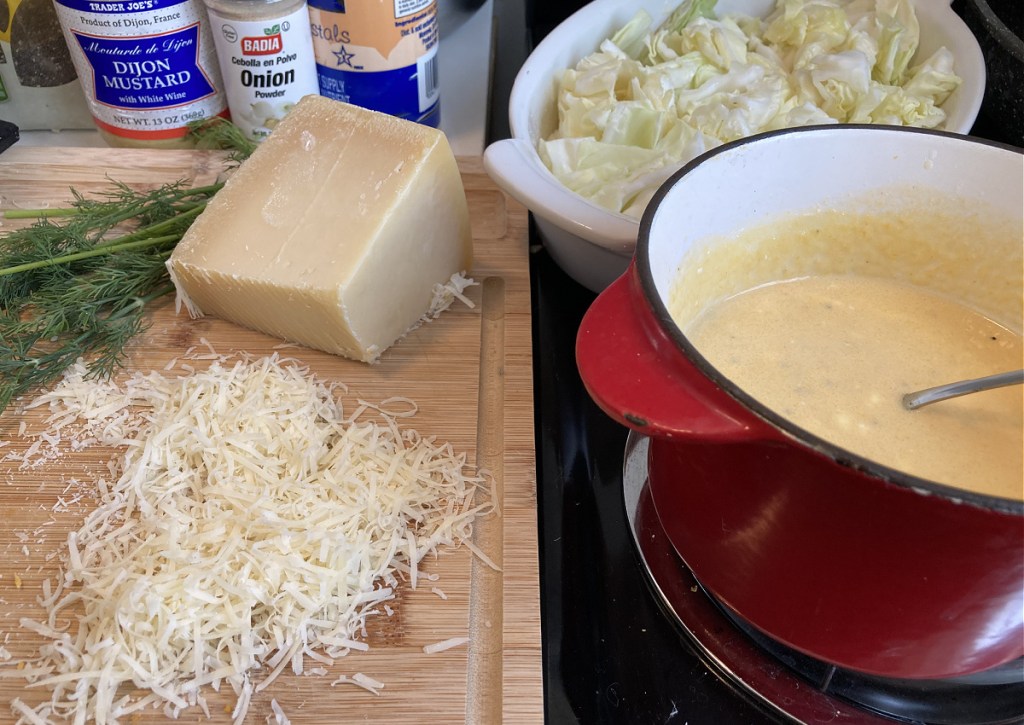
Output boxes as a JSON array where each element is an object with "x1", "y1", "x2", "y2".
[
  {"x1": 167, "y1": 94, "x2": 472, "y2": 362},
  {"x1": 51, "y1": 0, "x2": 228, "y2": 147},
  {"x1": 307, "y1": 0, "x2": 440, "y2": 126},
  {"x1": 203, "y1": 0, "x2": 320, "y2": 142}
]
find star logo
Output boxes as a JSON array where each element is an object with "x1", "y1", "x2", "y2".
[{"x1": 333, "y1": 46, "x2": 357, "y2": 68}]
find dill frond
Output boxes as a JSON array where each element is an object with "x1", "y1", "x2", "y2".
[
  {"x1": 0, "y1": 119, "x2": 256, "y2": 412},
  {"x1": 187, "y1": 116, "x2": 259, "y2": 163}
]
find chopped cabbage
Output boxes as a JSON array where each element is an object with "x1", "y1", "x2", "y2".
[{"x1": 541, "y1": 0, "x2": 962, "y2": 218}]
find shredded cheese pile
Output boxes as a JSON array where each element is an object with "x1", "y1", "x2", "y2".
[{"x1": 10, "y1": 355, "x2": 493, "y2": 724}]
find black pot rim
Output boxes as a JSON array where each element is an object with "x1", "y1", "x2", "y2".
[{"x1": 635, "y1": 123, "x2": 1024, "y2": 517}]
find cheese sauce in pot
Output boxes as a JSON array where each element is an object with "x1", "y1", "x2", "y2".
[
  {"x1": 685, "y1": 274, "x2": 1023, "y2": 499},
  {"x1": 670, "y1": 203, "x2": 1024, "y2": 501}
]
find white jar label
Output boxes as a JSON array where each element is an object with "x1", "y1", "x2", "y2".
[
  {"x1": 206, "y1": 4, "x2": 320, "y2": 142},
  {"x1": 52, "y1": 0, "x2": 227, "y2": 143}
]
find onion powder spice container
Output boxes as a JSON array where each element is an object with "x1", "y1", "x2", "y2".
[
  {"x1": 52, "y1": 0, "x2": 228, "y2": 148},
  {"x1": 203, "y1": 0, "x2": 319, "y2": 142},
  {"x1": 307, "y1": 0, "x2": 440, "y2": 126}
]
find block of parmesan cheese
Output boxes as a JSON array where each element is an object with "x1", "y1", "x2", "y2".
[{"x1": 168, "y1": 95, "x2": 472, "y2": 363}]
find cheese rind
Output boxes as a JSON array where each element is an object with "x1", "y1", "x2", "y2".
[{"x1": 168, "y1": 95, "x2": 473, "y2": 362}]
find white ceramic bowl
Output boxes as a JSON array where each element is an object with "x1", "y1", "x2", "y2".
[{"x1": 483, "y1": 0, "x2": 986, "y2": 292}]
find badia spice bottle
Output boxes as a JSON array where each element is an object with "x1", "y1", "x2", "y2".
[
  {"x1": 307, "y1": 0, "x2": 440, "y2": 127},
  {"x1": 203, "y1": 0, "x2": 320, "y2": 142},
  {"x1": 52, "y1": 0, "x2": 228, "y2": 148}
]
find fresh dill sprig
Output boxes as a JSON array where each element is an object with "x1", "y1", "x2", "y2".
[
  {"x1": 0, "y1": 121, "x2": 255, "y2": 412},
  {"x1": 187, "y1": 116, "x2": 259, "y2": 162}
]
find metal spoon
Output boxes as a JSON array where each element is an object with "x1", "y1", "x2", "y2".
[{"x1": 902, "y1": 369, "x2": 1024, "y2": 410}]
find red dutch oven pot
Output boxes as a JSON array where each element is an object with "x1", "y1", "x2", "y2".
[{"x1": 575, "y1": 126, "x2": 1024, "y2": 680}]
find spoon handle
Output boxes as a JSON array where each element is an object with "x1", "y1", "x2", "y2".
[{"x1": 903, "y1": 369, "x2": 1024, "y2": 410}]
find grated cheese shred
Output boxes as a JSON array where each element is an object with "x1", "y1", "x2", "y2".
[
  {"x1": 9, "y1": 355, "x2": 493, "y2": 723},
  {"x1": 422, "y1": 637, "x2": 470, "y2": 655},
  {"x1": 426, "y1": 272, "x2": 477, "y2": 320}
]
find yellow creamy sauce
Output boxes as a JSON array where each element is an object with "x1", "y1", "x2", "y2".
[{"x1": 685, "y1": 275, "x2": 1023, "y2": 500}]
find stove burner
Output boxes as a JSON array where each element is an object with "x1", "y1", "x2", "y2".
[{"x1": 623, "y1": 434, "x2": 1024, "y2": 725}]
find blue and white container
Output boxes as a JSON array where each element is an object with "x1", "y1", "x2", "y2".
[
  {"x1": 52, "y1": 0, "x2": 228, "y2": 147},
  {"x1": 307, "y1": 0, "x2": 440, "y2": 126}
]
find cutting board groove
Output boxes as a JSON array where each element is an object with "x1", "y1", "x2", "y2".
[{"x1": 467, "y1": 276, "x2": 507, "y2": 725}]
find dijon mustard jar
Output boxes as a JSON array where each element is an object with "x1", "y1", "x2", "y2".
[{"x1": 52, "y1": 0, "x2": 228, "y2": 148}]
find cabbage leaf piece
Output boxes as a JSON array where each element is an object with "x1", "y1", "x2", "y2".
[{"x1": 541, "y1": 0, "x2": 962, "y2": 218}]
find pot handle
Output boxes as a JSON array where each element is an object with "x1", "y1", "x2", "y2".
[
  {"x1": 576, "y1": 265, "x2": 772, "y2": 442},
  {"x1": 482, "y1": 138, "x2": 638, "y2": 252}
]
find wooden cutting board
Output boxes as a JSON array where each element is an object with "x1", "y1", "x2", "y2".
[{"x1": 0, "y1": 148, "x2": 541, "y2": 723}]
